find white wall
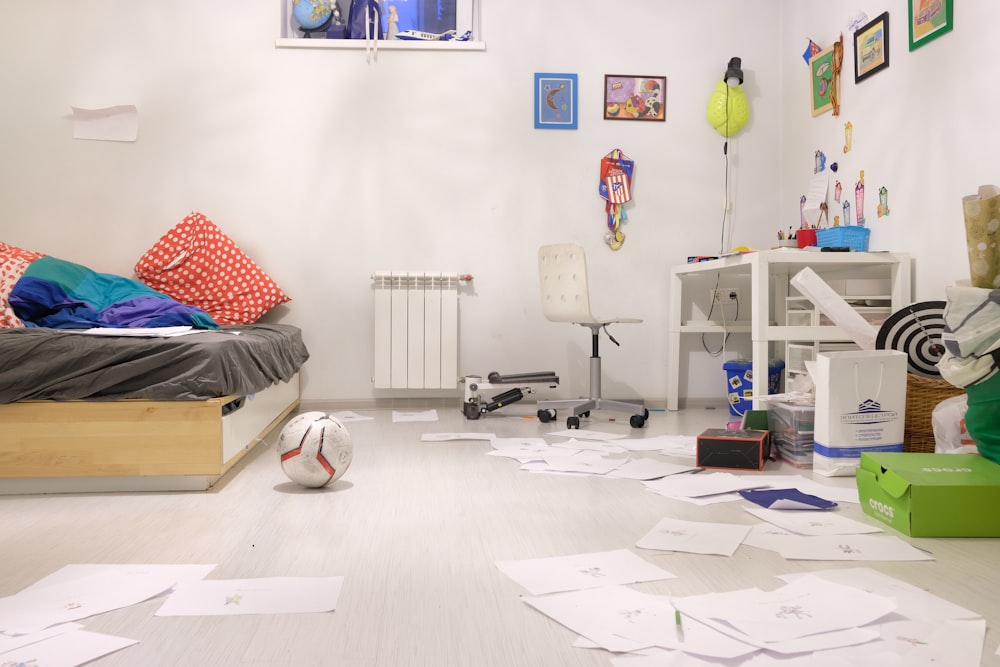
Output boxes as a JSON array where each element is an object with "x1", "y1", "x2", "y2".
[{"x1": 19, "y1": 1, "x2": 955, "y2": 408}]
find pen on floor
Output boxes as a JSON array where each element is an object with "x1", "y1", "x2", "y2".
[{"x1": 675, "y1": 608, "x2": 685, "y2": 643}]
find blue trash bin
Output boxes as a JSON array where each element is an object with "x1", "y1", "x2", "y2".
[{"x1": 723, "y1": 359, "x2": 785, "y2": 416}]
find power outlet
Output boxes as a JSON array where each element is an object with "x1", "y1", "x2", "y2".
[{"x1": 712, "y1": 288, "x2": 741, "y2": 304}]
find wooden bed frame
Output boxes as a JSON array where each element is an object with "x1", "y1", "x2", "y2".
[{"x1": 0, "y1": 373, "x2": 300, "y2": 494}]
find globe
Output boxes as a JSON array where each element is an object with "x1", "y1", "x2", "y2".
[{"x1": 292, "y1": 0, "x2": 333, "y2": 30}]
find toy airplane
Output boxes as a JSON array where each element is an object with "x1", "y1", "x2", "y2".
[{"x1": 395, "y1": 29, "x2": 472, "y2": 41}]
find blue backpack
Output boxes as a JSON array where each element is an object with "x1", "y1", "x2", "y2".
[{"x1": 346, "y1": 0, "x2": 383, "y2": 40}]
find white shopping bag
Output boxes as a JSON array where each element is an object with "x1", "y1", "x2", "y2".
[{"x1": 813, "y1": 350, "x2": 907, "y2": 477}]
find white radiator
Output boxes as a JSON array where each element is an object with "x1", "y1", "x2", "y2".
[{"x1": 373, "y1": 271, "x2": 460, "y2": 389}]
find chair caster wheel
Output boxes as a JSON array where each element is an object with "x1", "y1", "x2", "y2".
[
  {"x1": 630, "y1": 414, "x2": 647, "y2": 428},
  {"x1": 567, "y1": 416, "x2": 580, "y2": 429},
  {"x1": 581, "y1": 411, "x2": 591, "y2": 418},
  {"x1": 537, "y1": 409, "x2": 556, "y2": 423}
]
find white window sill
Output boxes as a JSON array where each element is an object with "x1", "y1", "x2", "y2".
[{"x1": 275, "y1": 38, "x2": 485, "y2": 52}]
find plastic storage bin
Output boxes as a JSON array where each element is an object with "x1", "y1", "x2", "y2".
[
  {"x1": 815, "y1": 226, "x2": 871, "y2": 252},
  {"x1": 767, "y1": 400, "x2": 815, "y2": 467},
  {"x1": 723, "y1": 359, "x2": 784, "y2": 416}
]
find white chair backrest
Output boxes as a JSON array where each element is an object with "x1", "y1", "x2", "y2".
[{"x1": 538, "y1": 243, "x2": 597, "y2": 324}]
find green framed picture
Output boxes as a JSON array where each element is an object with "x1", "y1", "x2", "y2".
[
  {"x1": 908, "y1": 0, "x2": 953, "y2": 51},
  {"x1": 809, "y1": 44, "x2": 837, "y2": 116}
]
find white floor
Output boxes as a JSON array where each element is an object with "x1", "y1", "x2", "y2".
[{"x1": 2, "y1": 402, "x2": 1000, "y2": 666}]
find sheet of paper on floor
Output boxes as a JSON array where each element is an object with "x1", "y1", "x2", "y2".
[
  {"x1": 635, "y1": 516, "x2": 753, "y2": 556},
  {"x1": 547, "y1": 428, "x2": 629, "y2": 440},
  {"x1": 0, "y1": 628, "x2": 138, "y2": 667},
  {"x1": 22, "y1": 564, "x2": 217, "y2": 592},
  {"x1": 644, "y1": 471, "x2": 770, "y2": 499},
  {"x1": 0, "y1": 571, "x2": 177, "y2": 635},
  {"x1": 742, "y1": 524, "x2": 935, "y2": 561},
  {"x1": 420, "y1": 432, "x2": 495, "y2": 441},
  {"x1": 523, "y1": 585, "x2": 758, "y2": 659},
  {"x1": 0, "y1": 622, "x2": 83, "y2": 653},
  {"x1": 748, "y1": 474, "x2": 860, "y2": 504},
  {"x1": 391, "y1": 409, "x2": 438, "y2": 422},
  {"x1": 676, "y1": 575, "x2": 896, "y2": 645},
  {"x1": 495, "y1": 549, "x2": 675, "y2": 596},
  {"x1": 605, "y1": 457, "x2": 700, "y2": 481},
  {"x1": 745, "y1": 507, "x2": 883, "y2": 535},
  {"x1": 539, "y1": 451, "x2": 629, "y2": 475},
  {"x1": 154, "y1": 576, "x2": 344, "y2": 617},
  {"x1": 330, "y1": 410, "x2": 374, "y2": 422},
  {"x1": 551, "y1": 437, "x2": 628, "y2": 454},
  {"x1": 615, "y1": 434, "x2": 698, "y2": 455}
]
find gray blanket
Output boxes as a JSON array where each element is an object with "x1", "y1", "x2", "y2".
[{"x1": 0, "y1": 324, "x2": 309, "y2": 402}]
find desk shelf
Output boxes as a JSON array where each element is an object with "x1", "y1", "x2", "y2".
[{"x1": 667, "y1": 250, "x2": 911, "y2": 411}]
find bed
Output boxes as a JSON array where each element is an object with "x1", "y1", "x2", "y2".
[{"x1": 0, "y1": 214, "x2": 308, "y2": 493}]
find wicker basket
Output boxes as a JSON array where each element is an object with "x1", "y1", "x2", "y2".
[{"x1": 904, "y1": 374, "x2": 965, "y2": 452}]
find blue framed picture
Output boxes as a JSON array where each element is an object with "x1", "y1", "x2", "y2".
[{"x1": 534, "y1": 73, "x2": 578, "y2": 130}]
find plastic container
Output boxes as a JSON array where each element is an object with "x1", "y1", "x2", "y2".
[
  {"x1": 767, "y1": 400, "x2": 815, "y2": 467},
  {"x1": 723, "y1": 359, "x2": 785, "y2": 416},
  {"x1": 797, "y1": 228, "x2": 817, "y2": 248},
  {"x1": 815, "y1": 226, "x2": 871, "y2": 252}
]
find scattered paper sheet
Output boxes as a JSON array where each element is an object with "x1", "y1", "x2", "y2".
[
  {"x1": 22, "y1": 564, "x2": 216, "y2": 592},
  {"x1": 745, "y1": 507, "x2": 882, "y2": 536},
  {"x1": 420, "y1": 432, "x2": 495, "y2": 441},
  {"x1": 742, "y1": 524, "x2": 934, "y2": 561},
  {"x1": 604, "y1": 457, "x2": 700, "y2": 481},
  {"x1": 636, "y1": 517, "x2": 752, "y2": 556},
  {"x1": 392, "y1": 409, "x2": 438, "y2": 422},
  {"x1": 495, "y1": 549, "x2": 675, "y2": 596},
  {"x1": 330, "y1": 411, "x2": 374, "y2": 422},
  {"x1": 540, "y1": 451, "x2": 629, "y2": 475},
  {"x1": 748, "y1": 474, "x2": 860, "y2": 504},
  {"x1": 548, "y1": 428, "x2": 628, "y2": 440},
  {"x1": 0, "y1": 622, "x2": 83, "y2": 654},
  {"x1": 0, "y1": 571, "x2": 176, "y2": 635},
  {"x1": 155, "y1": 576, "x2": 343, "y2": 617},
  {"x1": 527, "y1": 585, "x2": 759, "y2": 659},
  {"x1": 551, "y1": 437, "x2": 628, "y2": 454},
  {"x1": 0, "y1": 629, "x2": 138, "y2": 667},
  {"x1": 616, "y1": 434, "x2": 698, "y2": 456},
  {"x1": 643, "y1": 471, "x2": 769, "y2": 499},
  {"x1": 71, "y1": 105, "x2": 138, "y2": 142}
]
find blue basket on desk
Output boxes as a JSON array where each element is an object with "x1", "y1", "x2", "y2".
[{"x1": 815, "y1": 226, "x2": 870, "y2": 252}]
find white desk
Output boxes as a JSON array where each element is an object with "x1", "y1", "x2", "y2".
[{"x1": 668, "y1": 249, "x2": 911, "y2": 411}]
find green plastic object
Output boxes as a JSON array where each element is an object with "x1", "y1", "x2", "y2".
[{"x1": 965, "y1": 372, "x2": 1000, "y2": 465}]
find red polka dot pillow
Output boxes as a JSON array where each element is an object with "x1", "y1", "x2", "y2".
[
  {"x1": 134, "y1": 212, "x2": 291, "y2": 325},
  {"x1": 1, "y1": 242, "x2": 45, "y2": 328}
]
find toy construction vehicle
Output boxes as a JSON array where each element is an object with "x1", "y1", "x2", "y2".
[{"x1": 462, "y1": 371, "x2": 559, "y2": 420}]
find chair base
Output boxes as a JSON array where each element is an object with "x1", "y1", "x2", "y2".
[{"x1": 536, "y1": 397, "x2": 645, "y2": 419}]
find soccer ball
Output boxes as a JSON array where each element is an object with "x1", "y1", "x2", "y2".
[{"x1": 277, "y1": 412, "x2": 353, "y2": 488}]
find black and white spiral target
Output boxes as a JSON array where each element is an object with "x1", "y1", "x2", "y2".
[{"x1": 875, "y1": 301, "x2": 948, "y2": 378}]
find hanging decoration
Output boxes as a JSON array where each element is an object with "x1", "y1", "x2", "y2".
[
  {"x1": 598, "y1": 149, "x2": 635, "y2": 250},
  {"x1": 842, "y1": 200, "x2": 851, "y2": 227},
  {"x1": 855, "y1": 170, "x2": 866, "y2": 226},
  {"x1": 830, "y1": 34, "x2": 844, "y2": 116},
  {"x1": 843, "y1": 121, "x2": 853, "y2": 152},
  {"x1": 878, "y1": 186, "x2": 890, "y2": 218}
]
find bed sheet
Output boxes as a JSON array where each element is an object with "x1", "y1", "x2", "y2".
[{"x1": 0, "y1": 324, "x2": 309, "y2": 402}]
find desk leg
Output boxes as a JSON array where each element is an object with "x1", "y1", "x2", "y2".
[
  {"x1": 667, "y1": 272, "x2": 682, "y2": 411},
  {"x1": 750, "y1": 256, "x2": 769, "y2": 409}
]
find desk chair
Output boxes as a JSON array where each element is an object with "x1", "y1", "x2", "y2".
[{"x1": 536, "y1": 243, "x2": 648, "y2": 429}]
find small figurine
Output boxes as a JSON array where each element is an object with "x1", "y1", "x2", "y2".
[
  {"x1": 878, "y1": 186, "x2": 890, "y2": 218},
  {"x1": 844, "y1": 121, "x2": 853, "y2": 153},
  {"x1": 814, "y1": 150, "x2": 827, "y2": 173},
  {"x1": 855, "y1": 170, "x2": 866, "y2": 226},
  {"x1": 835, "y1": 180, "x2": 842, "y2": 202}
]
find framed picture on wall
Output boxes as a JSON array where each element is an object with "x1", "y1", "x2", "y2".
[
  {"x1": 809, "y1": 44, "x2": 838, "y2": 116},
  {"x1": 534, "y1": 73, "x2": 578, "y2": 130},
  {"x1": 603, "y1": 75, "x2": 666, "y2": 121},
  {"x1": 854, "y1": 12, "x2": 890, "y2": 82},
  {"x1": 908, "y1": 0, "x2": 953, "y2": 50}
]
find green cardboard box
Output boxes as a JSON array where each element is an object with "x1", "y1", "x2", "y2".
[{"x1": 857, "y1": 452, "x2": 1000, "y2": 537}]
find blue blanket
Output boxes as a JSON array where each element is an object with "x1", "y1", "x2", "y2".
[{"x1": 9, "y1": 256, "x2": 218, "y2": 329}]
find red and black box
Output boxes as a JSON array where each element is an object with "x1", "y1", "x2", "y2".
[{"x1": 696, "y1": 428, "x2": 770, "y2": 471}]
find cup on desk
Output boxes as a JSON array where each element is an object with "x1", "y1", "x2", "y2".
[
  {"x1": 797, "y1": 228, "x2": 817, "y2": 249},
  {"x1": 778, "y1": 239, "x2": 798, "y2": 247}
]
